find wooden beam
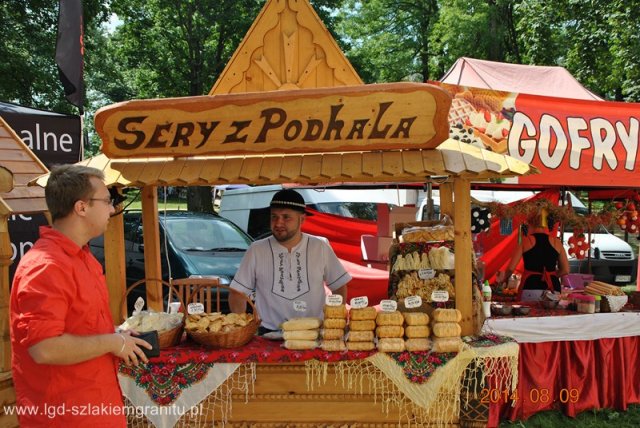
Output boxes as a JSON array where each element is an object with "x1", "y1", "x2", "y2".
[
  {"x1": 141, "y1": 186, "x2": 163, "y2": 311},
  {"x1": 0, "y1": 217, "x2": 12, "y2": 372},
  {"x1": 104, "y1": 205, "x2": 126, "y2": 323},
  {"x1": 439, "y1": 182, "x2": 453, "y2": 218},
  {"x1": 453, "y1": 178, "x2": 473, "y2": 336}
]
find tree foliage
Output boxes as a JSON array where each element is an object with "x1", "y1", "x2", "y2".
[
  {"x1": 335, "y1": 0, "x2": 640, "y2": 101},
  {"x1": 0, "y1": 0, "x2": 108, "y2": 112}
]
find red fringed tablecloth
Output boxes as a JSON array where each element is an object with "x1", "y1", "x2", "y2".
[{"x1": 487, "y1": 335, "x2": 640, "y2": 426}]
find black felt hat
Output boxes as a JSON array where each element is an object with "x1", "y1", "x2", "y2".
[{"x1": 270, "y1": 189, "x2": 307, "y2": 213}]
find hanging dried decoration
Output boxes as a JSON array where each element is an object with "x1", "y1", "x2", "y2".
[{"x1": 484, "y1": 198, "x2": 616, "y2": 233}]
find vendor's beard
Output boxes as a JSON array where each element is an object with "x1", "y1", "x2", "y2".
[{"x1": 272, "y1": 228, "x2": 297, "y2": 243}]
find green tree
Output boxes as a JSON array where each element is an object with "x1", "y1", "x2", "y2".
[
  {"x1": 0, "y1": 0, "x2": 109, "y2": 113},
  {"x1": 430, "y1": 0, "x2": 522, "y2": 77},
  {"x1": 336, "y1": 0, "x2": 440, "y2": 83}
]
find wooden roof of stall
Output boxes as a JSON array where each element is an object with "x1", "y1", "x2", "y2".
[
  {"x1": 106, "y1": 138, "x2": 536, "y2": 187},
  {"x1": 0, "y1": 116, "x2": 48, "y2": 215},
  {"x1": 30, "y1": 153, "x2": 130, "y2": 188},
  {"x1": 31, "y1": 139, "x2": 538, "y2": 188}
]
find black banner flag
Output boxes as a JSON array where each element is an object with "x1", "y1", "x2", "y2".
[{"x1": 55, "y1": 0, "x2": 84, "y2": 109}]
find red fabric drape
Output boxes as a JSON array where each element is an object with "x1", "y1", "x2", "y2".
[
  {"x1": 302, "y1": 208, "x2": 377, "y2": 265},
  {"x1": 478, "y1": 189, "x2": 560, "y2": 283},
  {"x1": 488, "y1": 336, "x2": 640, "y2": 426},
  {"x1": 339, "y1": 258, "x2": 390, "y2": 306},
  {"x1": 301, "y1": 209, "x2": 389, "y2": 305}
]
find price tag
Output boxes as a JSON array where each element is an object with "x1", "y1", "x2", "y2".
[
  {"x1": 325, "y1": 295, "x2": 343, "y2": 306},
  {"x1": 293, "y1": 300, "x2": 308, "y2": 312},
  {"x1": 350, "y1": 296, "x2": 369, "y2": 309},
  {"x1": 188, "y1": 302, "x2": 205, "y2": 314},
  {"x1": 431, "y1": 290, "x2": 449, "y2": 302},
  {"x1": 379, "y1": 299, "x2": 398, "y2": 312},
  {"x1": 418, "y1": 268, "x2": 436, "y2": 280},
  {"x1": 133, "y1": 297, "x2": 145, "y2": 316},
  {"x1": 404, "y1": 295, "x2": 422, "y2": 309}
]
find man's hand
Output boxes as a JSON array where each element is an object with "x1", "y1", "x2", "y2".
[{"x1": 115, "y1": 331, "x2": 152, "y2": 366}]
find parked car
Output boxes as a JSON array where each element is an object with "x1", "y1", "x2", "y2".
[{"x1": 90, "y1": 210, "x2": 253, "y2": 312}]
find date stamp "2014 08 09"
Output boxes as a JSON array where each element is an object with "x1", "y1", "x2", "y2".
[{"x1": 480, "y1": 388, "x2": 581, "y2": 404}]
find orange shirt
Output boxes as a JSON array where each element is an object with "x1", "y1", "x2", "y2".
[{"x1": 10, "y1": 227, "x2": 125, "y2": 427}]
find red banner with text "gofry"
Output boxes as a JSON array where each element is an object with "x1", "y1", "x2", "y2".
[{"x1": 438, "y1": 83, "x2": 640, "y2": 188}]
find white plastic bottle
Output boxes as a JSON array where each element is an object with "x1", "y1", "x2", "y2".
[
  {"x1": 482, "y1": 280, "x2": 492, "y2": 318},
  {"x1": 482, "y1": 280, "x2": 492, "y2": 301}
]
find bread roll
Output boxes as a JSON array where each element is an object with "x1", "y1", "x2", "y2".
[
  {"x1": 432, "y1": 322, "x2": 462, "y2": 338},
  {"x1": 323, "y1": 318, "x2": 347, "y2": 329},
  {"x1": 350, "y1": 307, "x2": 377, "y2": 321},
  {"x1": 377, "y1": 338, "x2": 405, "y2": 352},
  {"x1": 284, "y1": 339, "x2": 318, "y2": 350},
  {"x1": 376, "y1": 311, "x2": 404, "y2": 326},
  {"x1": 346, "y1": 341, "x2": 375, "y2": 351},
  {"x1": 432, "y1": 337, "x2": 463, "y2": 353},
  {"x1": 321, "y1": 339, "x2": 346, "y2": 352},
  {"x1": 403, "y1": 312, "x2": 430, "y2": 326},
  {"x1": 281, "y1": 317, "x2": 322, "y2": 331},
  {"x1": 322, "y1": 328, "x2": 345, "y2": 340},
  {"x1": 405, "y1": 338, "x2": 431, "y2": 352},
  {"x1": 432, "y1": 308, "x2": 462, "y2": 323},
  {"x1": 324, "y1": 304, "x2": 348, "y2": 319},
  {"x1": 348, "y1": 330, "x2": 375, "y2": 342},
  {"x1": 283, "y1": 329, "x2": 319, "y2": 340},
  {"x1": 375, "y1": 325, "x2": 404, "y2": 338},
  {"x1": 349, "y1": 320, "x2": 376, "y2": 331},
  {"x1": 405, "y1": 325, "x2": 430, "y2": 338}
]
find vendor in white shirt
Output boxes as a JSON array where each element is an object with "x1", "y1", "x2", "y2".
[{"x1": 229, "y1": 189, "x2": 351, "y2": 333}]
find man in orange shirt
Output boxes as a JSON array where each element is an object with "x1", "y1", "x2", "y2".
[{"x1": 10, "y1": 165, "x2": 151, "y2": 427}]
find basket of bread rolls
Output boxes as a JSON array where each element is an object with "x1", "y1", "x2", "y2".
[
  {"x1": 120, "y1": 279, "x2": 186, "y2": 349},
  {"x1": 185, "y1": 285, "x2": 259, "y2": 348}
]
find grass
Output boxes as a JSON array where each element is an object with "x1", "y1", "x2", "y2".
[
  {"x1": 120, "y1": 191, "x2": 190, "y2": 211},
  {"x1": 499, "y1": 404, "x2": 640, "y2": 427}
]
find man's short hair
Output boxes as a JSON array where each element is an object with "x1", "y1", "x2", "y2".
[
  {"x1": 270, "y1": 189, "x2": 307, "y2": 213},
  {"x1": 45, "y1": 165, "x2": 105, "y2": 221}
]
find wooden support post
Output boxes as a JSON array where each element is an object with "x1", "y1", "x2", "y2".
[
  {"x1": 0, "y1": 216, "x2": 13, "y2": 372},
  {"x1": 104, "y1": 206, "x2": 126, "y2": 323},
  {"x1": 141, "y1": 186, "x2": 163, "y2": 311},
  {"x1": 440, "y1": 181, "x2": 453, "y2": 218},
  {"x1": 453, "y1": 179, "x2": 474, "y2": 336}
]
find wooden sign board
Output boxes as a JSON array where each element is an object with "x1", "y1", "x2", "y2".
[{"x1": 95, "y1": 82, "x2": 451, "y2": 159}]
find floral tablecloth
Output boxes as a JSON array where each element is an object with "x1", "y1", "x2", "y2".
[{"x1": 118, "y1": 335, "x2": 517, "y2": 428}]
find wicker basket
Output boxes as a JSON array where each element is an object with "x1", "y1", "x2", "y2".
[
  {"x1": 186, "y1": 285, "x2": 260, "y2": 348},
  {"x1": 121, "y1": 278, "x2": 186, "y2": 349}
]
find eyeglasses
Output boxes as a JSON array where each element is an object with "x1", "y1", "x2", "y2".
[{"x1": 89, "y1": 197, "x2": 117, "y2": 207}]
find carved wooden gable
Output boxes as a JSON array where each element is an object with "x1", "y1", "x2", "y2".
[
  {"x1": 0, "y1": 116, "x2": 48, "y2": 215},
  {"x1": 210, "y1": 0, "x2": 362, "y2": 94}
]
